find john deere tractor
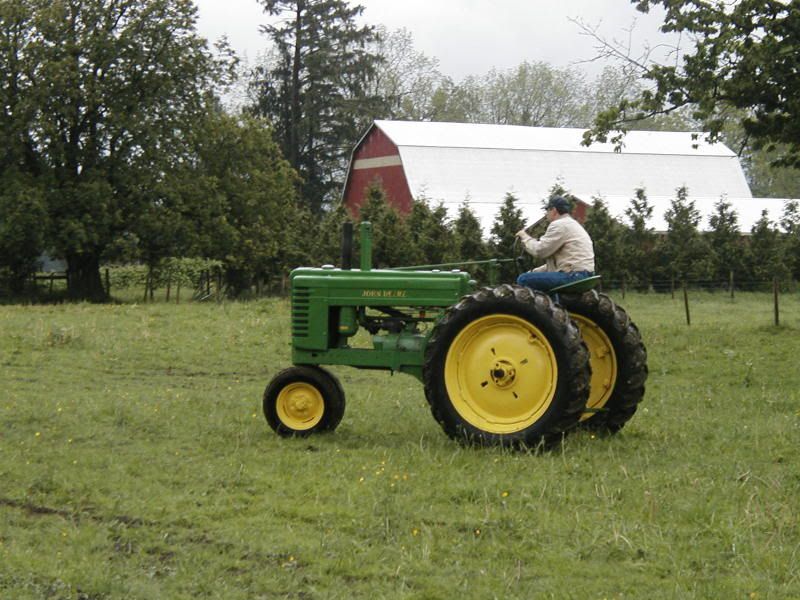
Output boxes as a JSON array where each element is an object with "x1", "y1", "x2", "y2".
[{"x1": 263, "y1": 222, "x2": 647, "y2": 447}]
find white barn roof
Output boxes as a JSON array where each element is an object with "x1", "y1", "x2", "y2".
[{"x1": 372, "y1": 120, "x2": 756, "y2": 232}]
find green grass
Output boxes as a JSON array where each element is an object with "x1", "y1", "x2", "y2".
[{"x1": 1, "y1": 291, "x2": 799, "y2": 599}]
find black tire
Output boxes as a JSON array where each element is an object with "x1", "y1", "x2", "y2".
[
  {"x1": 263, "y1": 365, "x2": 346, "y2": 437},
  {"x1": 422, "y1": 284, "x2": 591, "y2": 448},
  {"x1": 559, "y1": 290, "x2": 648, "y2": 433}
]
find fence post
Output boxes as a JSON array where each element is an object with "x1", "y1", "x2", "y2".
[
  {"x1": 166, "y1": 274, "x2": 171, "y2": 302},
  {"x1": 683, "y1": 280, "x2": 691, "y2": 326},
  {"x1": 143, "y1": 267, "x2": 150, "y2": 303},
  {"x1": 621, "y1": 276, "x2": 626, "y2": 299},
  {"x1": 487, "y1": 261, "x2": 498, "y2": 286},
  {"x1": 773, "y1": 277, "x2": 780, "y2": 326},
  {"x1": 671, "y1": 276, "x2": 675, "y2": 299},
  {"x1": 216, "y1": 268, "x2": 223, "y2": 303},
  {"x1": 105, "y1": 268, "x2": 110, "y2": 298},
  {"x1": 176, "y1": 280, "x2": 181, "y2": 304},
  {"x1": 729, "y1": 270, "x2": 734, "y2": 300}
]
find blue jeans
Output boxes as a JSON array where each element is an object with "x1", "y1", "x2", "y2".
[{"x1": 516, "y1": 270, "x2": 593, "y2": 292}]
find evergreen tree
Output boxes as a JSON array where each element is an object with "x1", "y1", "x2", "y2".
[
  {"x1": 747, "y1": 211, "x2": 790, "y2": 287},
  {"x1": 489, "y1": 193, "x2": 526, "y2": 283},
  {"x1": 780, "y1": 200, "x2": 800, "y2": 281},
  {"x1": 407, "y1": 197, "x2": 455, "y2": 266},
  {"x1": 356, "y1": 181, "x2": 415, "y2": 269},
  {"x1": 312, "y1": 203, "x2": 351, "y2": 267},
  {"x1": 162, "y1": 112, "x2": 302, "y2": 296},
  {"x1": 657, "y1": 187, "x2": 713, "y2": 284},
  {"x1": 583, "y1": 198, "x2": 626, "y2": 283},
  {"x1": 451, "y1": 200, "x2": 489, "y2": 283},
  {"x1": 623, "y1": 188, "x2": 656, "y2": 289},
  {"x1": 251, "y1": 0, "x2": 383, "y2": 211},
  {"x1": 707, "y1": 199, "x2": 747, "y2": 285}
]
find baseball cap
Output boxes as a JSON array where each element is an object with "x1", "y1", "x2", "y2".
[{"x1": 546, "y1": 196, "x2": 572, "y2": 213}]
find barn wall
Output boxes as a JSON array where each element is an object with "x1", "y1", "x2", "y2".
[{"x1": 343, "y1": 126, "x2": 414, "y2": 216}]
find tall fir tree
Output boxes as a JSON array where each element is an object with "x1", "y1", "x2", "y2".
[
  {"x1": 747, "y1": 210, "x2": 790, "y2": 288},
  {"x1": 623, "y1": 188, "x2": 656, "y2": 289},
  {"x1": 780, "y1": 200, "x2": 800, "y2": 281},
  {"x1": 707, "y1": 199, "x2": 747, "y2": 285},
  {"x1": 657, "y1": 187, "x2": 713, "y2": 284},
  {"x1": 452, "y1": 200, "x2": 489, "y2": 283},
  {"x1": 583, "y1": 197, "x2": 626, "y2": 283},
  {"x1": 489, "y1": 192, "x2": 526, "y2": 283},
  {"x1": 312, "y1": 203, "x2": 351, "y2": 267},
  {"x1": 407, "y1": 197, "x2": 455, "y2": 266},
  {"x1": 356, "y1": 181, "x2": 416, "y2": 269},
  {"x1": 251, "y1": 0, "x2": 383, "y2": 211}
]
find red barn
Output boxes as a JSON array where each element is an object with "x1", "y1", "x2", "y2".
[{"x1": 342, "y1": 120, "x2": 754, "y2": 233}]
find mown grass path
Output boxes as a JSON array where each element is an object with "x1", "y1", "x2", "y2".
[{"x1": 1, "y1": 293, "x2": 799, "y2": 599}]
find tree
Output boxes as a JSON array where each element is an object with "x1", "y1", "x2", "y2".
[
  {"x1": 179, "y1": 112, "x2": 303, "y2": 295},
  {"x1": 585, "y1": 1, "x2": 800, "y2": 168},
  {"x1": 451, "y1": 200, "x2": 489, "y2": 283},
  {"x1": 407, "y1": 197, "x2": 455, "y2": 266},
  {"x1": 747, "y1": 210, "x2": 790, "y2": 287},
  {"x1": 0, "y1": 0, "x2": 231, "y2": 300},
  {"x1": 367, "y1": 27, "x2": 447, "y2": 121},
  {"x1": 582, "y1": 198, "x2": 626, "y2": 283},
  {"x1": 780, "y1": 200, "x2": 800, "y2": 281},
  {"x1": 311, "y1": 203, "x2": 351, "y2": 267},
  {"x1": 356, "y1": 181, "x2": 416, "y2": 269},
  {"x1": 707, "y1": 199, "x2": 747, "y2": 284},
  {"x1": 489, "y1": 193, "x2": 526, "y2": 283},
  {"x1": 657, "y1": 187, "x2": 712, "y2": 283},
  {"x1": 0, "y1": 170, "x2": 47, "y2": 293},
  {"x1": 480, "y1": 62, "x2": 591, "y2": 127},
  {"x1": 622, "y1": 188, "x2": 656, "y2": 289},
  {"x1": 250, "y1": 0, "x2": 383, "y2": 211}
]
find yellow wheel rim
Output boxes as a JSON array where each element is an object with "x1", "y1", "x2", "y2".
[
  {"x1": 571, "y1": 314, "x2": 618, "y2": 421},
  {"x1": 444, "y1": 314, "x2": 558, "y2": 434},
  {"x1": 276, "y1": 382, "x2": 325, "y2": 430}
]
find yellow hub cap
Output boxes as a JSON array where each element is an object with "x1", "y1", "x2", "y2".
[
  {"x1": 571, "y1": 314, "x2": 618, "y2": 421},
  {"x1": 276, "y1": 382, "x2": 325, "y2": 430},
  {"x1": 444, "y1": 314, "x2": 558, "y2": 434}
]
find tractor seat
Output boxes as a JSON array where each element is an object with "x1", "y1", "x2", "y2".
[{"x1": 549, "y1": 275, "x2": 602, "y2": 294}]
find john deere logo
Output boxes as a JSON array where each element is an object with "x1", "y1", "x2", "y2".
[{"x1": 361, "y1": 289, "x2": 407, "y2": 298}]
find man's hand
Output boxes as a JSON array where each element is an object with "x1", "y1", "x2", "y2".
[{"x1": 516, "y1": 228, "x2": 532, "y2": 242}]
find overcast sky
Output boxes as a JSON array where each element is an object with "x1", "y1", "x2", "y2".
[{"x1": 194, "y1": 0, "x2": 673, "y2": 80}]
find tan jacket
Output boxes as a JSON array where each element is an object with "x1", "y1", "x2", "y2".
[{"x1": 519, "y1": 215, "x2": 595, "y2": 273}]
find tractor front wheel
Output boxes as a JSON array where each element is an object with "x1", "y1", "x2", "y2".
[
  {"x1": 263, "y1": 366, "x2": 346, "y2": 437},
  {"x1": 423, "y1": 285, "x2": 591, "y2": 447}
]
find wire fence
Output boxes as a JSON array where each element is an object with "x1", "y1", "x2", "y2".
[{"x1": 7, "y1": 266, "x2": 799, "y2": 328}]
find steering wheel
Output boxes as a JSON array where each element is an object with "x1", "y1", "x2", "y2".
[{"x1": 512, "y1": 235, "x2": 532, "y2": 276}]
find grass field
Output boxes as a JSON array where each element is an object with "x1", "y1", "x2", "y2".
[{"x1": 1, "y1": 290, "x2": 799, "y2": 599}]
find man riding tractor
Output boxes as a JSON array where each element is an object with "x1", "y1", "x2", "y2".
[{"x1": 515, "y1": 196, "x2": 595, "y2": 292}]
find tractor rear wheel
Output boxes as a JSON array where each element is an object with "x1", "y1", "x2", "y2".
[
  {"x1": 559, "y1": 290, "x2": 648, "y2": 432},
  {"x1": 423, "y1": 285, "x2": 591, "y2": 447},
  {"x1": 263, "y1": 365, "x2": 346, "y2": 437}
]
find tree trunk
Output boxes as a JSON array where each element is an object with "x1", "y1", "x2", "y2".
[
  {"x1": 66, "y1": 252, "x2": 107, "y2": 302},
  {"x1": 290, "y1": 1, "x2": 304, "y2": 169}
]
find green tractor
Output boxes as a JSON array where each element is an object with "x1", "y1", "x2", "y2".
[{"x1": 264, "y1": 222, "x2": 647, "y2": 447}]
